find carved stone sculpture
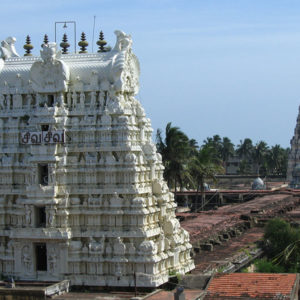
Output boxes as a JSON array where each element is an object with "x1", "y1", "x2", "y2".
[
  {"x1": 48, "y1": 247, "x2": 57, "y2": 274},
  {"x1": 25, "y1": 205, "x2": 32, "y2": 226},
  {"x1": 30, "y1": 43, "x2": 70, "y2": 93},
  {"x1": 0, "y1": 37, "x2": 19, "y2": 60},
  {"x1": 48, "y1": 206, "x2": 56, "y2": 227},
  {"x1": 21, "y1": 245, "x2": 32, "y2": 272}
]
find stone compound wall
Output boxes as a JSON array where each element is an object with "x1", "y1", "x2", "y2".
[{"x1": 0, "y1": 31, "x2": 194, "y2": 287}]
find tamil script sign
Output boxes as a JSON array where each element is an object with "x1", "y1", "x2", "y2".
[{"x1": 20, "y1": 131, "x2": 65, "y2": 144}]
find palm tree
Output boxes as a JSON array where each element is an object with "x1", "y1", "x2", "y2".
[
  {"x1": 220, "y1": 137, "x2": 235, "y2": 171},
  {"x1": 156, "y1": 123, "x2": 191, "y2": 199},
  {"x1": 266, "y1": 145, "x2": 289, "y2": 175},
  {"x1": 189, "y1": 144, "x2": 223, "y2": 211},
  {"x1": 203, "y1": 135, "x2": 223, "y2": 163},
  {"x1": 252, "y1": 141, "x2": 268, "y2": 175},
  {"x1": 236, "y1": 138, "x2": 253, "y2": 159},
  {"x1": 189, "y1": 138, "x2": 199, "y2": 156}
]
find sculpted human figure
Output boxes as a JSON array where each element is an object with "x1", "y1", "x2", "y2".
[
  {"x1": 98, "y1": 92, "x2": 105, "y2": 109},
  {"x1": 13, "y1": 94, "x2": 22, "y2": 109},
  {"x1": 67, "y1": 92, "x2": 72, "y2": 107},
  {"x1": 22, "y1": 245, "x2": 32, "y2": 272},
  {"x1": 107, "y1": 93, "x2": 121, "y2": 112},
  {"x1": 6, "y1": 94, "x2": 11, "y2": 110},
  {"x1": 88, "y1": 236, "x2": 105, "y2": 254},
  {"x1": 0, "y1": 94, "x2": 4, "y2": 110},
  {"x1": 79, "y1": 92, "x2": 85, "y2": 108},
  {"x1": 2, "y1": 95, "x2": 7, "y2": 110},
  {"x1": 49, "y1": 248, "x2": 57, "y2": 273},
  {"x1": 48, "y1": 206, "x2": 56, "y2": 227},
  {"x1": 15, "y1": 73, "x2": 22, "y2": 91},
  {"x1": 113, "y1": 237, "x2": 126, "y2": 256},
  {"x1": 72, "y1": 92, "x2": 77, "y2": 108},
  {"x1": 25, "y1": 205, "x2": 32, "y2": 226},
  {"x1": 26, "y1": 94, "x2": 32, "y2": 109},
  {"x1": 88, "y1": 193, "x2": 97, "y2": 205},
  {"x1": 90, "y1": 91, "x2": 96, "y2": 108}
]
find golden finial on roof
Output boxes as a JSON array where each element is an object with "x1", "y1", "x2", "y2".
[
  {"x1": 43, "y1": 34, "x2": 49, "y2": 45},
  {"x1": 23, "y1": 35, "x2": 33, "y2": 56},
  {"x1": 97, "y1": 31, "x2": 107, "y2": 52},
  {"x1": 60, "y1": 33, "x2": 70, "y2": 54},
  {"x1": 78, "y1": 32, "x2": 88, "y2": 54}
]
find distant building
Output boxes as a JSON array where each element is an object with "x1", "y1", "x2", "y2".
[
  {"x1": 226, "y1": 155, "x2": 256, "y2": 175},
  {"x1": 225, "y1": 155, "x2": 240, "y2": 174},
  {"x1": 0, "y1": 31, "x2": 194, "y2": 286}
]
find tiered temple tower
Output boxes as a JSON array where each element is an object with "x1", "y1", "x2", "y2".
[
  {"x1": 0, "y1": 31, "x2": 194, "y2": 286},
  {"x1": 287, "y1": 106, "x2": 300, "y2": 187}
]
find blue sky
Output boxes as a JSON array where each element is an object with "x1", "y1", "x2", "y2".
[{"x1": 2, "y1": 0, "x2": 300, "y2": 148}]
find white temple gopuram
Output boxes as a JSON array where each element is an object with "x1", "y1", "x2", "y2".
[{"x1": 0, "y1": 30, "x2": 194, "y2": 287}]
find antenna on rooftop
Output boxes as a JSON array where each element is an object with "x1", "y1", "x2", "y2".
[{"x1": 92, "y1": 16, "x2": 96, "y2": 53}]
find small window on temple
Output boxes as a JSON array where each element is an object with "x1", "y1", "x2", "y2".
[
  {"x1": 47, "y1": 95, "x2": 54, "y2": 107},
  {"x1": 41, "y1": 124, "x2": 49, "y2": 131},
  {"x1": 36, "y1": 207, "x2": 46, "y2": 228},
  {"x1": 38, "y1": 164, "x2": 48, "y2": 186}
]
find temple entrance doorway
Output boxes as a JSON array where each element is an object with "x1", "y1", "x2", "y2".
[{"x1": 35, "y1": 243, "x2": 47, "y2": 271}]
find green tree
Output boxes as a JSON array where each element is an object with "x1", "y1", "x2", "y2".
[
  {"x1": 188, "y1": 138, "x2": 199, "y2": 156},
  {"x1": 254, "y1": 259, "x2": 285, "y2": 273},
  {"x1": 188, "y1": 144, "x2": 223, "y2": 211},
  {"x1": 156, "y1": 123, "x2": 191, "y2": 199},
  {"x1": 266, "y1": 145, "x2": 289, "y2": 176},
  {"x1": 220, "y1": 137, "x2": 235, "y2": 169},
  {"x1": 263, "y1": 218, "x2": 300, "y2": 272},
  {"x1": 236, "y1": 138, "x2": 253, "y2": 160},
  {"x1": 204, "y1": 135, "x2": 235, "y2": 171},
  {"x1": 203, "y1": 135, "x2": 222, "y2": 161},
  {"x1": 252, "y1": 141, "x2": 268, "y2": 175}
]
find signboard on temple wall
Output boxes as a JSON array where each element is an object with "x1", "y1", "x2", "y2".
[{"x1": 20, "y1": 131, "x2": 65, "y2": 144}]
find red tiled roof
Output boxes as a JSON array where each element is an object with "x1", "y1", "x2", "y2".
[{"x1": 206, "y1": 273, "x2": 297, "y2": 299}]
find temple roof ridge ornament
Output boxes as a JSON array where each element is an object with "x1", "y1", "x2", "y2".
[
  {"x1": 112, "y1": 30, "x2": 132, "y2": 53},
  {"x1": 40, "y1": 42, "x2": 62, "y2": 62},
  {"x1": 0, "y1": 37, "x2": 19, "y2": 73},
  {"x1": 0, "y1": 37, "x2": 19, "y2": 60},
  {"x1": 0, "y1": 30, "x2": 139, "y2": 95}
]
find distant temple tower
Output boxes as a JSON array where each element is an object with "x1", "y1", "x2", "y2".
[
  {"x1": 0, "y1": 31, "x2": 194, "y2": 286},
  {"x1": 287, "y1": 106, "x2": 300, "y2": 187}
]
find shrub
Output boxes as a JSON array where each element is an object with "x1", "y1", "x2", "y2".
[
  {"x1": 263, "y1": 218, "x2": 300, "y2": 272},
  {"x1": 254, "y1": 259, "x2": 285, "y2": 273}
]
